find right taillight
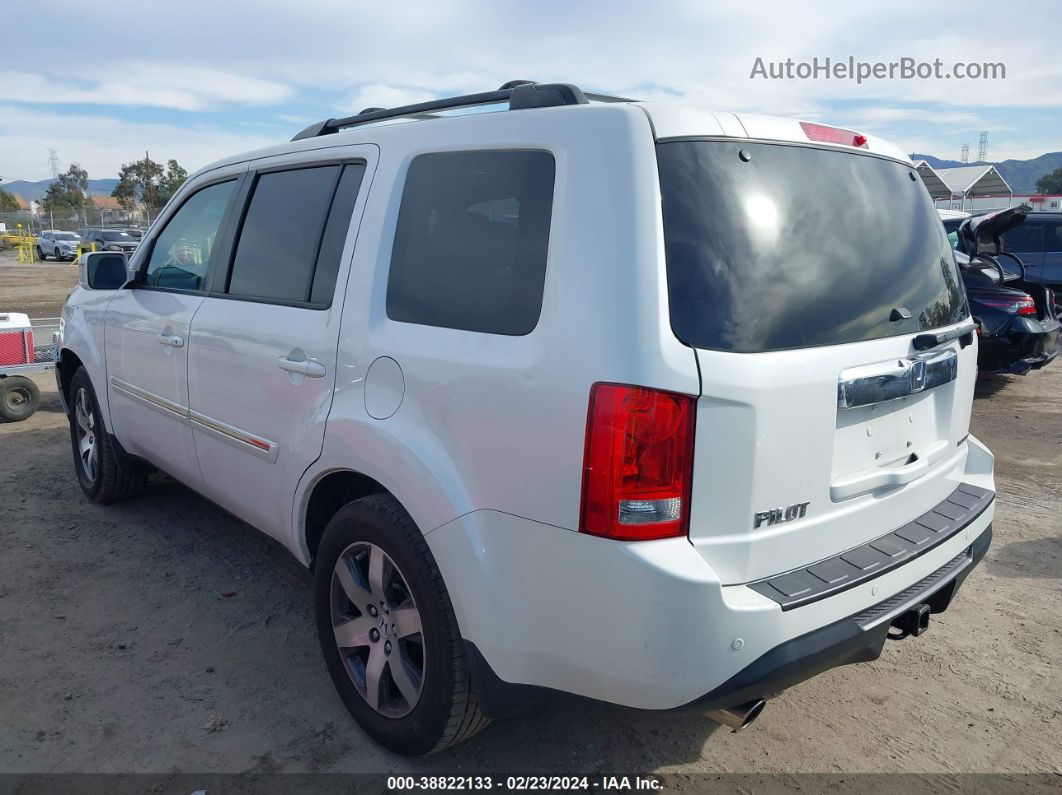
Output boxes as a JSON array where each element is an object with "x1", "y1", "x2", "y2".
[{"x1": 579, "y1": 383, "x2": 696, "y2": 541}]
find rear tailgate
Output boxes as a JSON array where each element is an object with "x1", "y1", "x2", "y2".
[
  {"x1": 689, "y1": 333, "x2": 975, "y2": 583},
  {"x1": 656, "y1": 135, "x2": 976, "y2": 584}
]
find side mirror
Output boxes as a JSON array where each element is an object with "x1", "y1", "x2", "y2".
[{"x1": 79, "y1": 252, "x2": 128, "y2": 290}]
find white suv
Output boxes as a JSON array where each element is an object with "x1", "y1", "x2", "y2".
[
  {"x1": 35, "y1": 229, "x2": 80, "y2": 261},
  {"x1": 56, "y1": 82, "x2": 996, "y2": 755}
]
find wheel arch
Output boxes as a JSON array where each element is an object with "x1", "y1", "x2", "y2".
[
  {"x1": 56, "y1": 348, "x2": 85, "y2": 409},
  {"x1": 300, "y1": 468, "x2": 390, "y2": 568}
]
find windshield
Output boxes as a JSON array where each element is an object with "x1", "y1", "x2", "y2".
[
  {"x1": 54, "y1": 232, "x2": 78, "y2": 240},
  {"x1": 101, "y1": 230, "x2": 132, "y2": 241},
  {"x1": 657, "y1": 141, "x2": 968, "y2": 353}
]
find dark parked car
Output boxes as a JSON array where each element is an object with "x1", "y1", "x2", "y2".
[
  {"x1": 80, "y1": 228, "x2": 139, "y2": 255},
  {"x1": 954, "y1": 207, "x2": 1060, "y2": 374},
  {"x1": 999, "y1": 212, "x2": 1062, "y2": 288}
]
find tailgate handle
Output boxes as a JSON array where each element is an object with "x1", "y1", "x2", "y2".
[
  {"x1": 830, "y1": 440, "x2": 950, "y2": 501},
  {"x1": 838, "y1": 349, "x2": 957, "y2": 409}
]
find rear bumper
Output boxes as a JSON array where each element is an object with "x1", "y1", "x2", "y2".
[
  {"x1": 980, "y1": 317, "x2": 1060, "y2": 373},
  {"x1": 691, "y1": 523, "x2": 991, "y2": 711},
  {"x1": 428, "y1": 440, "x2": 996, "y2": 716}
]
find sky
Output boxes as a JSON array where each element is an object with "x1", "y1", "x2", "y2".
[{"x1": 1, "y1": 0, "x2": 1060, "y2": 183}]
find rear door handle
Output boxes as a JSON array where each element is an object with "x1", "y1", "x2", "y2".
[
  {"x1": 277, "y1": 356, "x2": 327, "y2": 378},
  {"x1": 157, "y1": 333, "x2": 184, "y2": 348}
]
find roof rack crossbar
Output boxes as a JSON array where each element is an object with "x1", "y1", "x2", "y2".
[{"x1": 291, "y1": 81, "x2": 628, "y2": 141}]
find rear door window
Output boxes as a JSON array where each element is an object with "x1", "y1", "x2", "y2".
[
  {"x1": 657, "y1": 141, "x2": 967, "y2": 352},
  {"x1": 1046, "y1": 222, "x2": 1062, "y2": 253},
  {"x1": 386, "y1": 150, "x2": 556, "y2": 335},
  {"x1": 227, "y1": 165, "x2": 341, "y2": 304},
  {"x1": 1003, "y1": 223, "x2": 1045, "y2": 253}
]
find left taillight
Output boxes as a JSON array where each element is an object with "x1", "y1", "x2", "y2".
[
  {"x1": 579, "y1": 383, "x2": 696, "y2": 541},
  {"x1": 981, "y1": 294, "x2": 1037, "y2": 316}
]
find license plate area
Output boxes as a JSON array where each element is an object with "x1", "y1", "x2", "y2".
[{"x1": 834, "y1": 393, "x2": 939, "y2": 475}]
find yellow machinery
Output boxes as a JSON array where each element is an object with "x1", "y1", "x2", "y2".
[{"x1": 12, "y1": 225, "x2": 37, "y2": 262}]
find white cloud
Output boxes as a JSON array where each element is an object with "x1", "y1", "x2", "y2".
[
  {"x1": 0, "y1": 106, "x2": 278, "y2": 181},
  {"x1": 0, "y1": 0, "x2": 1058, "y2": 176},
  {"x1": 0, "y1": 65, "x2": 291, "y2": 111},
  {"x1": 336, "y1": 84, "x2": 437, "y2": 115}
]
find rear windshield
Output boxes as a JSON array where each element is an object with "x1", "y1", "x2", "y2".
[
  {"x1": 657, "y1": 141, "x2": 967, "y2": 352},
  {"x1": 101, "y1": 230, "x2": 131, "y2": 241}
]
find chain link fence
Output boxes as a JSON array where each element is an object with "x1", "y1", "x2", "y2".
[
  {"x1": 1, "y1": 209, "x2": 163, "y2": 260},
  {"x1": 0, "y1": 209, "x2": 161, "y2": 236}
]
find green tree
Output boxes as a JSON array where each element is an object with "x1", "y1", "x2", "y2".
[
  {"x1": 1035, "y1": 168, "x2": 1062, "y2": 194},
  {"x1": 0, "y1": 188, "x2": 20, "y2": 212},
  {"x1": 158, "y1": 159, "x2": 189, "y2": 207},
  {"x1": 113, "y1": 155, "x2": 188, "y2": 215},
  {"x1": 40, "y1": 164, "x2": 88, "y2": 213}
]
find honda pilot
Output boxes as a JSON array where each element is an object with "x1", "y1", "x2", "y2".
[{"x1": 56, "y1": 81, "x2": 996, "y2": 755}]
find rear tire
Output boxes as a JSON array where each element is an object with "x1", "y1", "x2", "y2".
[
  {"x1": 315, "y1": 494, "x2": 488, "y2": 755},
  {"x1": 36, "y1": 246, "x2": 46, "y2": 261},
  {"x1": 0, "y1": 376, "x2": 40, "y2": 422},
  {"x1": 68, "y1": 367, "x2": 147, "y2": 503}
]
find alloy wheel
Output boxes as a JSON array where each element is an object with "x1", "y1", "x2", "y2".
[
  {"x1": 74, "y1": 387, "x2": 98, "y2": 483},
  {"x1": 330, "y1": 541, "x2": 425, "y2": 718}
]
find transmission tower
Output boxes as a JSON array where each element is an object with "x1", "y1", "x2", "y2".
[
  {"x1": 960, "y1": 143, "x2": 970, "y2": 164},
  {"x1": 47, "y1": 148, "x2": 60, "y2": 180},
  {"x1": 977, "y1": 131, "x2": 989, "y2": 163}
]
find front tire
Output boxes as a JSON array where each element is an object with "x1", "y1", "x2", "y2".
[
  {"x1": 68, "y1": 367, "x2": 147, "y2": 503},
  {"x1": 0, "y1": 376, "x2": 40, "y2": 422},
  {"x1": 315, "y1": 494, "x2": 488, "y2": 755}
]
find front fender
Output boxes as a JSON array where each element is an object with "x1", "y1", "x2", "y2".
[{"x1": 58, "y1": 288, "x2": 114, "y2": 430}]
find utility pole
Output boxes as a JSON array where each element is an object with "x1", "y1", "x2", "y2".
[
  {"x1": 977, "y1": 131, "x2": 989, "y2": 164},
  {"x1": 960, "y1": 143, "x2": 970, "y2": 164},
  {"x1": 47, "y1": 148, "x2": 59, "y2": 232}
]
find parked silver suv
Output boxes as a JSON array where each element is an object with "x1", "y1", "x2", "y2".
[
  {"x1": 56, "y1": 82, "x2": 995, "y2": 755},
  {"x1": 35, "y1": 229, "x2": 80, "y2": 261}
]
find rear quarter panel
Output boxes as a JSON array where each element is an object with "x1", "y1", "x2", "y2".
[{"x1": 291, "y1": 104, "x2": 700, "y2": 561}]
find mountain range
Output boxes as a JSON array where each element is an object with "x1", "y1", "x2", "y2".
[
  {"x1": 910, "y1": 152, "x2": 1062, "y2": 194},
  {"x1": 0, "y1": 178, "x2": 119, "y2": 203}
]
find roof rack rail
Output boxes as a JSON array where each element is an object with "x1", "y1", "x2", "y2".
[{"x1": 291, "y1": 81, "x2": 633, "y2": 141}]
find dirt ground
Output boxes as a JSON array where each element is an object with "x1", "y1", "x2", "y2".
[
  {"x1": 0, "y1": 253, "x2": 78, "y2": 319},
  {"x1": 0, "y1": 256, "x2": 1059, "y2": 778}
]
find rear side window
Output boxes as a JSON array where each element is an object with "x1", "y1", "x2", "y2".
[
  {"x1": 658, "y1": 141, "x2": 967, "y2": 352},
  {"x1": 228, "y1": 166, "x2": 342, "y2": 304},
  {"x1": 386, "y1": 150, "x2": 555, "y2": 335},
  {"x1": 1003, "y1": 223, "x2": 1045, "y2": 253}
]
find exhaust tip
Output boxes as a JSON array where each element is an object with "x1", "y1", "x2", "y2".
[{"x1": 707, "y1": 698, "x2": 766, "y2": 731}]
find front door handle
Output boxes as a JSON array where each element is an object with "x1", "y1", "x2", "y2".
[
  {"x1": 157, "y1": 333, "x2": 185, "y2": 348},
  {"x1": 277, "y1": 356, "x2": 327, "y2": 378}
]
